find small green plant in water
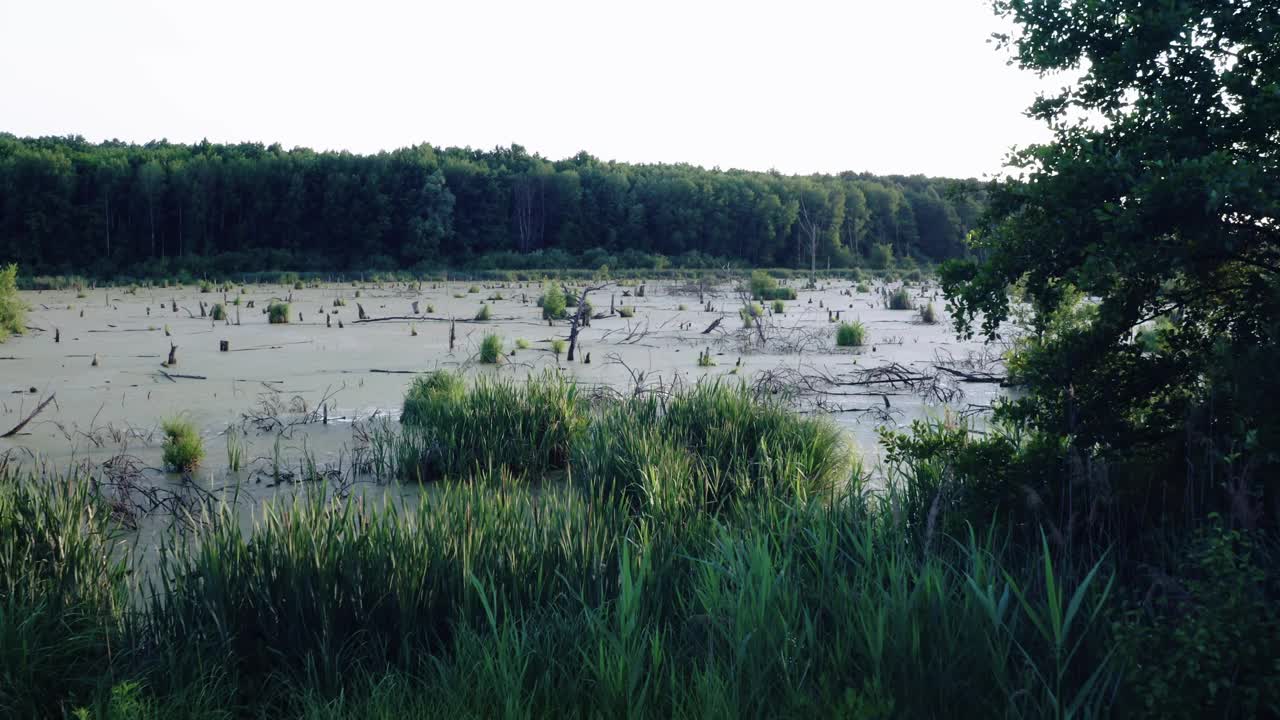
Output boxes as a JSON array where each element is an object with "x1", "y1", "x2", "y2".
[
  {"x1": 618, "y1": 306, "x2": 635, "y2": 318},
  {"x1": 268, "y1": 302, "x2": 290, "y2": 324},
  {"x1": 161, "y1": 418, "x2": 204, "y2": 472},
  {"x1": 516, "y1": 338, "x2": 531, "y2": 349},
  {"x1": 225, "y1": 426, "x2": 244, "y2": 472},
  {"x1": 551, "y1": 338, "x2": 567, "y2": 357},
  {"x1": 474, "y1": 304, "x2": 492, "y2": 321},
  {"x1": 210, "y1": 303, "x2": 226, "y2": 321},
  {"x1": 886, "y1": 287, "x2": 913, "y2": 310},
  {"x1": 836, "y1": 320, "x2": 866, "y2": 347},
  {"x1": 540, "y1": 283, "x2": 567, "y2": 320},
  {"x1": 479, "y1": 334, "x2": 503, "y2": 364},
  {"x1": 919, "y1": 302, "x2": 938, "y2": 324},
  {"x1": 772, "y1": 300, "x2": 785, "y2": 314}
]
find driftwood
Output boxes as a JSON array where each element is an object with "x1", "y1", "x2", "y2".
[
  {"x1": 701, "y1": 317, "x2": 724, "y2": 334},
  {"x1": 2, "y1": 394, "x2": 56, "y2": 438},
  {"x1": 934, "y1": 366, "x2": 1006, "y2": 384}
]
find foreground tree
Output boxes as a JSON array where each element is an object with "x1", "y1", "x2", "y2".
[{"x1": 944, "y1": 1, "x2": 1280, "y2": 523}]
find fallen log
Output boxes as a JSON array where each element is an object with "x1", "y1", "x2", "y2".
[
  {"x1": 159, "y1": 371, "x2": 207, "y2": 381},
  {"x1": 701, "y1": 316, "x2": 724, "y2": 334}
]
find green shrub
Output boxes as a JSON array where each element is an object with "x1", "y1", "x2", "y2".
[
  {"x1": 210, "y1": 303, "x2": 226, "y2": 321},
  {"x1": 467, "y1": 285, "x2": 480, "y2": 294},
  {"x1": 479, "y1": 334, "x2": 503, "y2": 364},
  {"x1": 161, "y1": 418, "x2": 204, "y2": 472},
  {"x1": 268, "y1": 302, "x2": 290, "y2": 324},
  {"x1": 516, "y1": 338, "x2": 531, "y2": 349},
  {"x1": 474, "y1": 304, "x2": 492, "y2": 321},
  {"x1": 618, "y1": 306, "x2": 635, "y2": 318},
  {"x1": 836, "y1": 321, "x2": 866, "y2": 347},
  {"x1": 551, "y1": 338, "x2": 567, "y2": 356},
  {"x1": 886, "y1": 287, "x2": 913, "y2": 310},
  {"x1": 771, "y1": 300, "x2": 785, "y2": 314},
  {"x1": 0, "y1": 263, "x2": 26, "y2": 341}
]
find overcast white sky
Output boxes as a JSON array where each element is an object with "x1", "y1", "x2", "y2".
[{"x1": 0, "y1": 0, "x2": 1052, "y2": 178}]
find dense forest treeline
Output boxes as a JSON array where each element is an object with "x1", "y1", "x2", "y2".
[{"x1": 0, "y1": 134, "x2": 984, "y2": 276}]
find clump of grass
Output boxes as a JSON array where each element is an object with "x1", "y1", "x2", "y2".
[
  {"x1": 856, "y1": 283, "x2": 871, "y2": 293},
  {"x1": 516, "y1": 338, "x2": 531, "y2": 349},
  {"x1": 678, "y1": 303, "x2": 688, "y2": 311},
  {"x1": 268, "y1": 302, "x2": 290, "y2": 324},
  {"x1": 467, "y1": 285, "x2": 481, "y2": 294},
  {"x1": 198, "y1": 280, "x2": 214, "y2": 293},
  {"x1": 225, "y1": 426, "x2": 244, "y2": 472},
  {"x1": 697, "y1": 347, "x2": 716, "y2": 367},
  {"x1": 836, "y1": 320, "x2": 867, "y2": 347},
  {"x1": 919, "y1": 302, "x2": 939, "y2": 324},
  {"x1": 0, "y1": 263, "x2": 27, "y2": 341},
  {"x1": 771, "y1": 300, "x2": 785, "y2": 314},
  {"x1": 618, "y1": 306, "x2": 635, "y2": 318},
  {"x1": 551, "y1": 338, "x2": 567, "y2": 357},
  {"x1": 398, "y1": 370, "x2": 585, "y2": 481},
  {"x1": 479, "y1": 334, "x2": 503, "y2": 364},
  {"x1": 739, "y1": 303, "x2": 764, "y2": 327},
  {"x1": 210, "y1": 303, "x2": 226, "y2": 321},
  {"x1": 886, "y1": 287, "x2": 913, "y2": 310},
  {"x1": 540, "y1": 283, "x2": 567, "y2": 320},
  {"x1": 161, "y1": 417, "x2": 204, "y2": 472},
  {"x1": 474, "y1": 304, "x2": 492, "y2": 321},
  {"x1": 487, "y1": 292, "x2": 504, "y2": 301},
  {"x1": 293, "y1": 281, "x2": 304, "y2": 290}
]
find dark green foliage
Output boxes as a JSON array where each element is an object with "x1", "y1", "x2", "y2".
[
  {"x1": 943, "y1": 0, "x2": 1280, "y2": 530},
  {"x1": 1115, "y1": 526, "x2": 1280, "y2": 719},
  {"x1": 0, "y1": 136, "x2": 983, "y2": 276},
  {"x1": 209, "y1": 302, "x2": 226, "y2": 321}
]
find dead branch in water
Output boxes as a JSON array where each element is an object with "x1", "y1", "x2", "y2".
[{"x1": 2, "y1": 394, "x2": 56, "y2": 438}]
